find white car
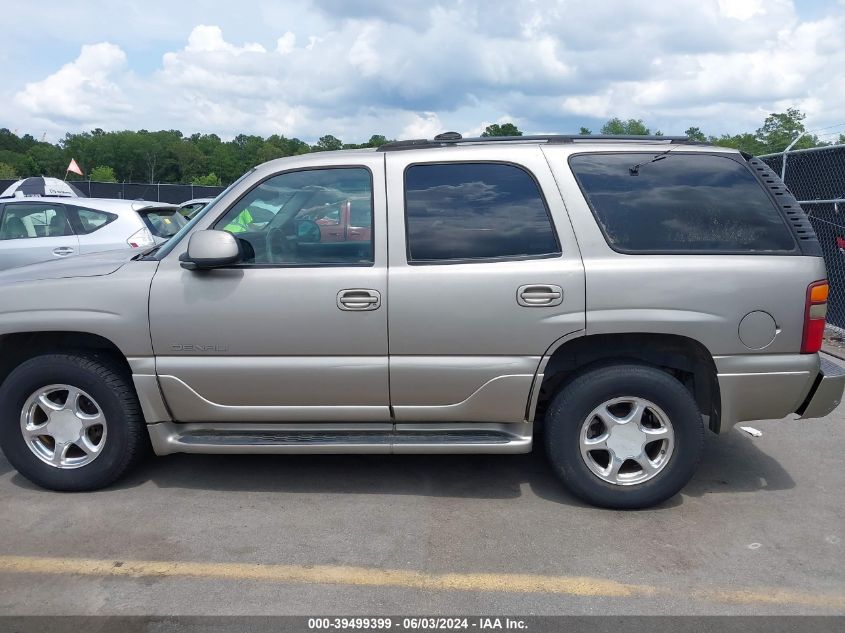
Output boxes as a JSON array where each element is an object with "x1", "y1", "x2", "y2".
[
  {"x1": 178, "y1": 198, "x2": 214, "y2": 219},
  {"x1": 0, "y1": 197, "x2": 186, "y2": 270}
]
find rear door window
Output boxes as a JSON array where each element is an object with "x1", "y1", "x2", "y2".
[
  {"x1": 404, "y1": 162, "x2": 560, "y2": 263},
  {"x1": 568, "y1": 153, "x2": 797, "y2": 253}
]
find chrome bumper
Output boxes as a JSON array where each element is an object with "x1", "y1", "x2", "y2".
[{"x1": 796, "y1": 356, "x2": 845, "y2": 420}]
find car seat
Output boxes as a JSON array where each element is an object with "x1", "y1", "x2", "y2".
[
  {"x1": 3, "y1": 216, "x2": 29, "y2": 240},
  {"x1": 48, "y1": 213, "x2": 69, "y2": 237}
]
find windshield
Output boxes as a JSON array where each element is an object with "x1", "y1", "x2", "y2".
[{"x1": 153, "y1": 169, "x2": 256, "y2": 259}]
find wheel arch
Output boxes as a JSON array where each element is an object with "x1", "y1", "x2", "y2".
[
  {"x1": 531, "y1": 332, "x2": 721, "y2": 433},
  {"x1": 0, "y1": 331, "x2": 132, "y2": 392}
]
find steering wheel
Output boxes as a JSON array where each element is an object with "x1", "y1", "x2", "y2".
[{"x1": 265, "y1": 227, "x2": 295, "y2": 263}]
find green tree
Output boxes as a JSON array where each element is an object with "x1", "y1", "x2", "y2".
[
  {"x1": 90, "y1": 165, "x2": 117, "y2": 182},
  {"x1": 684, "y1": 126, "x2": 707, "y2": 142},
  {"x1": 26, "y1": 142, "x2": 65, "y2": 177},
  {"x1": 192, "y1": 173, "x2": 222, "y2": 186},
  {"x1": 481, "y1": 123, "x2": 523, "y2": 137},
  {"x1": 366, "y1": 134, "x2": 389, "y2": 147},
  {"x1": 755, "y1": 108, "x2": 818, "y2": 153},
  {"x1": 600, "y1": 118, "x2": 654, "y2": 135},
  {"x1": 0, "y1": 162, "x2": 17, "y2": 179},
  {"x1": 314, "y1": 135, "x2": 343, "y2": 151},
  {"x1": 578, "y1": 127, "x2": 592, "y2": 135},
  {"x1": 0, "y1": 149, "x2": 37, "y2": 177},
  {"x1": 712, "y1": 132, "x2": 766, "y2": 155}
]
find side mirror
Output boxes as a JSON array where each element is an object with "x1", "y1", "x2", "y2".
[{"x1": 180, "y1": 230, "x2": 242, "y2": 270}]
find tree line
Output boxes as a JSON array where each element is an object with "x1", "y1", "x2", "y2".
[{"x1": 0, "y1": 108, "x2": 840, "y2": 185}]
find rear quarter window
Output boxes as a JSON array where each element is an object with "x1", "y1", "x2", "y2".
[
  {"x1": 568, "y1": 152, "x2": 797, "y2": 253},
  {"x1": 71, "y1": 207, "x2": 118, "y2": 235}
]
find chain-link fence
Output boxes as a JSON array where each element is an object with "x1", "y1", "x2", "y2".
[
  {"x1": 0, "y1": 179, "x2": 225, "y2": 204},
  {"x1": 760, "y1": 144, "x2": 845, "y2": 331}
]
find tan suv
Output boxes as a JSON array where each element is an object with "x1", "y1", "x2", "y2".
[{"x1": 0, "y1": 133, "x2": 842, "y2": 508}]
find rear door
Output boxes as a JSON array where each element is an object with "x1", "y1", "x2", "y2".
[
  {"x1": 385, "y1": 145, "x2": 586, "y2": 423},
  {"x1": 0, "y1": 201, "x2": 79, "y2": 270},
  {"x1": 66, "y1": 205, "x2": 122, "y2": 255}
]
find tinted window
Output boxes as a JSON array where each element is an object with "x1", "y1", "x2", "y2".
[
  {"x1": 72, "y1": 207, "x2": 117, "y2": 235},
  {"x1": 214, "y1": 168, "x2": 373, "y2": 266},
  {"x1": 569, "y1": 153, "x2": 796, "y2": 253},
  {"x1": 0, "y1": 203, "x2": 73, "y2": 240},
  {"x1": 404, "y1": 163, "x2": 559, "y2": 262}
]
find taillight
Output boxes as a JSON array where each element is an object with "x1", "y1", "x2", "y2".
[
  {"x1": 127, "y1": 227, "x2": 155, "y2": 249},
  {"x1": 801, "y1": 280, "x2": 828, "y2": 354}
]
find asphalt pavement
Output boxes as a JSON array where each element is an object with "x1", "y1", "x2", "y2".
[{"x1": 0, "y1": 369, "x2": 843, "y2": 616}]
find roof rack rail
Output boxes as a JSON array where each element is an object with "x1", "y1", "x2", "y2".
[{"x1": 377, "y1": 134, "x2": 691, "y2": 152}]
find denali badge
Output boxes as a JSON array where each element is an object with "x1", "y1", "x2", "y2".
[{"x1": 171, "y1": 344, "x2": 228, "y2": 352}]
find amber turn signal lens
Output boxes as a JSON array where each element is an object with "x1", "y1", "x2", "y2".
[{"x1": 810, "y1": 283, "x2": 829, "y2": 303}]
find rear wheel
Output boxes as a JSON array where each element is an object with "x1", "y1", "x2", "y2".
[
  {"x1": 0, "y1": 353, "x2": 146, "y2": 491},
  {"x1": 544, "y1": 364, "x2": 704, "y2": 509}
]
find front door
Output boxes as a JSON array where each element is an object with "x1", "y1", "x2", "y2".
[
  {"x1": 0, "y1": 202, "x2": 79, "y2": 270},
  {"x1": 385, "y1": 145, "x2": 586, "y2": 423},
  {"x1": 148, "y1": 157, "x2": 389, "y2": 423}
]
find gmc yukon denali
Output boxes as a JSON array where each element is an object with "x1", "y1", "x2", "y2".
[{"x1": 0, "y1": 133, "x2": 842, "y2": 508}]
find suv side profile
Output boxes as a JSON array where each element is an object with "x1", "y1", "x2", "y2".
[{"x1": 0, "y1": 134, "x2": 842, "y2": 509}]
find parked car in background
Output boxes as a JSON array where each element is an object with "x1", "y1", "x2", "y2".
[
  {"x1": 0, "y1": 134, "x2": 842, "y2": 509},
  {"x1": 178, "y1": 198, "x2": 214, "y2": 219},
  {"x1": 0, "y1": 197, "x2": 177, "y2": 270},
  {"x1": 137, "y1": 206, "x2": 188, "y2": 240},
  {"x1": 300, "y1": 195, "x2": 373, "y2": 243}
]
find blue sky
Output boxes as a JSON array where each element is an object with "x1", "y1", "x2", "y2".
[{"x1": 2, "y1": 0, "x2": 844, "y2": 143}]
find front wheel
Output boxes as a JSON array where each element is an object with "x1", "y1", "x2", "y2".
[
  {"x1": 0, "y1": 354, "x2": 147, "y2": 491},
  {"x1": 544, "y1": 364, "x2": 704, "y2": 509}
]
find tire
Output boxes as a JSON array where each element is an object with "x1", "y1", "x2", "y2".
[
  {"x1": 0, "y1": 353, "x2": 147, "y2": 491},
  {"x1": 544, "y1": 364, "x2": 704, "y2": 509}
]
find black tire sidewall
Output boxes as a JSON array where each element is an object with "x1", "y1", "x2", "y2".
[
  {"x1": 0, "y1": 355, "x2": 136, "y2": 491},
  {"x1": 544, "y1": 364, "x2": 704, "y2": 509}
]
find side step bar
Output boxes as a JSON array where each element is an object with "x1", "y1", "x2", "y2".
[{"x1": 148, "y1": 422, "x2": 532, "y2": 455}]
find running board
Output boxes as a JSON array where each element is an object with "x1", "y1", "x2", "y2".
[{"x1": 147, "y1": 422, "x2": 532, "y2": 455}]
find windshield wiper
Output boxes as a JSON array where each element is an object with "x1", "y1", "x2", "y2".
[{"x1": 135, "y1": 244, "x2": 161, "y2": 260}]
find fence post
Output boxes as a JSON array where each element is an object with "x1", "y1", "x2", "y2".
[
  {"x1": 781, "y1": 131, "x2": 807, "y2": 184},
  {"x1": 157, "y1": 182, "x2": 160, "y2": 202}
]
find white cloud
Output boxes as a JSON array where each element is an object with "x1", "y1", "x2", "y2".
[
  {"x1": 185, "y1": 25, "x2": 266, "y2": 54},
  {"x1": 718, "y1": 0, "x2": 765, "y2": 20},
  {"x1": 13, "y1": 42, "x2": 130, "y2": 126},
  {"x1": 275, "y1": 32, "x2": 296, "y2": 55},
  {"x1": 400, "y1": 113, "x2": 444, "y2": 139},
  {"x1": 4, "y1": 0, "x2": 845, "y2": 142}
]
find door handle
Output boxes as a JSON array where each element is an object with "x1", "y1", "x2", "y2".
[
  {"x1": 337, "y1": 289, "x2": 381, "y2": 311},
  {"x1": 52, "y1": 247, "x2": 75, "y2": 257},
  {"x1": 517, "y1": 284, "x2": 563, "y2": 307}
]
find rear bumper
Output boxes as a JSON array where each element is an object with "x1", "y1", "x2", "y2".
[
  {"x1": 714, "y1": 353, "x2": 845, "y2": 431},
  {"x1": 796, "y1": 356, "x2": 845, "y2": 419}
]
